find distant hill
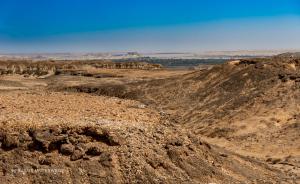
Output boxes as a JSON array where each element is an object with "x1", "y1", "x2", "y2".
[{"x1": 276, "y1": 52, "x2": 300, "y2": 58}]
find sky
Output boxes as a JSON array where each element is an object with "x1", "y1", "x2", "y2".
[{"x1": 0, "y1": 0, "x2": 300, "y2": 53}]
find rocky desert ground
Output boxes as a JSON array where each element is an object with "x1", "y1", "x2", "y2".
[{"x1": 0, "y1": 55, "x2": 299, "y2": 183}]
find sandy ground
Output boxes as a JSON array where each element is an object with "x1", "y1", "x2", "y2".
[{"x1": 0, "y1": 90, "x2": 160, "y2": 128}]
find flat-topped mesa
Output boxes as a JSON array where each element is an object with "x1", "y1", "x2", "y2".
[
  {"x1": 91, "y1": 61, "x2": 162, "y2": 69},
  {"x1": 0, "y1": 60, "x2": 163, "y2": 76}
]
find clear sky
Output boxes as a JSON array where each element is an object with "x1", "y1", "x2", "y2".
[{"x1": 0, "y1": 0, "x2": 300, "y2": 53}]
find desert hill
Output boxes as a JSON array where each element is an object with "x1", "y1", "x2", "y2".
[{"x1": 130, "y1": 55, "x2": 300, "y2": 178}]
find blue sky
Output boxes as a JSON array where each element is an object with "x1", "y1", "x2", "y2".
[{"x1": 0, "y1": 0, "x2": 300, "y2": 53}]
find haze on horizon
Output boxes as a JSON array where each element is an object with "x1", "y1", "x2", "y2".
[{"x1": 0, "y1": 0, "x2": 300, "y2": 53}]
